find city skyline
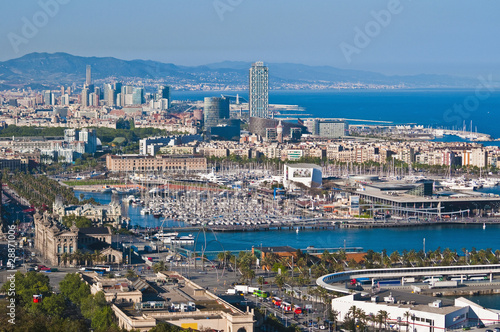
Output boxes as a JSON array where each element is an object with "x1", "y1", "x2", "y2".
[{"x1": 1, "y1": 1, "x2": 499, "y2": 78}]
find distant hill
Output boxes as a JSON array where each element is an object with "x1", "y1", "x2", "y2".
[{"x1": 0, "y1": 52, "x2": 482, "y2": 90}]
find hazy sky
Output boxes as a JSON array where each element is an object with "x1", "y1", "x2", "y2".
[{"x1": 1, "y1": 0, "x2": 499, "y2": 77}]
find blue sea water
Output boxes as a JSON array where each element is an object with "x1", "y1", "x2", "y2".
[
  {"x1": 174, "y1": 89, "x2": 500, "y2": 138},
  {"x1": 76, "y1": 190, "x2": 500, "y2": 254}
]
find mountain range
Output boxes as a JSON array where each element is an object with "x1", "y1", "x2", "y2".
[{"x1": 0, "y1": 52, "x2": 488, "y2": 90}]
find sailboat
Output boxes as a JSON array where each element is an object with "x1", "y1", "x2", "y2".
[{"x1": 483, "y1": 223, "x2": 486, "y2": 230}]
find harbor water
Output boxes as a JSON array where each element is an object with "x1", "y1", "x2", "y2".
[
  {"x1": 175, "y1": 89, "x2": 500, "y2": 138},
  {"x1": 75, "y1": 190, "x2": 500, "y2": 309},
  {"x1": 76, "y1": 191, "x2": 500, "y2": 254}
]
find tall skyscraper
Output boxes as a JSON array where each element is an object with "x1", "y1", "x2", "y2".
[
  {"x1": 249, "y1": 61, "x2": 269, "y2": 118},
  {"x1": 113, "y1": 82, "x2": 122, "y2": 92},
  {"x1": 157, "y1": 85, "x2": 170, "y2": 108},
  {"x1": 132, "y1": 87, "x2": 144, "y2": 105},
  {"x1": 86, "y1": 65, "x2": 92, "y2": 86},
  {"x1": 81, "y1": 87, "x2": 89, "y2": 107},
  {"x1": 43, "y1": 90, "x2": 55, "y2": 105},
  {"x1": 204, "y1": 97, "x2": 230, "y2": 128}
]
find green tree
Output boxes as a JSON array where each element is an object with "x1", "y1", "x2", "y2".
[
  {"x1": 91, "y1": 305, "x2": 114, "y2": 331},
  {"x1": 153, "y1": 261, "x2": 166, "y2": 273},
  {"x1": 59, "y1": 273, "x2": 91, "y2": 305},
  {"x1": 42, "y1": 293, "x2": 66, "y2": 317},
  {"x1": 149, "y1": 322, "x2": 184, "y2": 332},
  {"x1": 126, "y1": 269, "x2": 137, "y2": 279},
  {"x1": 62, "y1": 215, "x2": 92, "y2": 228}
]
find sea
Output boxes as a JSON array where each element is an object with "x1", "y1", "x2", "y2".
[
  {"x1": 175, "y1": 89, "x2": 500, "y2": 138},
  {"x1": 81, "y1": 88, "x2": 500, "y2": 308}
]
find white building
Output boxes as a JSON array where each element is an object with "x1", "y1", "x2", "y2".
[
  {"x1": 283, "y1": 163, "x2": 322, "y2": 189},
  {"x1": 139, "y1": 135, "x2": 202, "y2": 155},
  {"x1": 332, "y1": 290, "x2": 500, "y2": 332}
]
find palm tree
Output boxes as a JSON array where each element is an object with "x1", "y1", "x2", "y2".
[
  {"x1": 61, "y1": 253, "x2": 70, "y2": 267},
  {"x1": 346, "y1": 305, "x2": 359, "y2": 332},
  {"x1": 153, "y1": 261, "x2": 166, "y2": 273},
  {"x1": 403, "y1": 311, "x2": 412, "y2": 332},
  {"x1": 72, "y1": 250, "x2": 84, "y2": 266},
  {"x1": 93, "y1": 250, "x2": 104, "y2": 264},
  {"x1": 373, "y1": 314, "x2": 383, "y2": 332},
  {"x1": 328, "y1": 309, "x2": 339, "y2": 331},
  {"x1": 83, "y1": 252, "x2": 92, "y2": 266},
  {"x1": 126, "y1": 269, "x2": 136, "y2": 279},
  {"x1": 217, "y1": 251, "x2": 233, "y2": 269},
  {"x1": 377, "y1": 310, "x2": 389, "y2": 331},
  {"x1": 257, "y1": 276, "x2": 265, "y2": 289}
]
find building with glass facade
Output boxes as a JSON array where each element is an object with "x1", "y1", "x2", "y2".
[
  {"x1": 204, "y1": 97, "x2": 230, "y2": 128},
  {"x1": 249, "y1": 61, "x2": 269, "y2": 118}
]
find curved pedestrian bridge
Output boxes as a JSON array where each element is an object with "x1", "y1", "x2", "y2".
[{"x1": 317, "y1": 264, "x2": 500, "y2": 294}]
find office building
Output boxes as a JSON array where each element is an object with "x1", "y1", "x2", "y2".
[
  {"x1": 249, "y1": 61, "x2": 269, "y2": 118},
  {"x1": 113, "y1": 82, "x2": 122, "y2": 92},
  {"x1": 64, "y1": 128, "x2": 97, "y2": 154},
  {"x1": 157, "y1": 85, "x2": 170, "y2": 108},
  {"x1": 318, "y1": 120, "x2": 348, "y2": 138},
  {"x1": 132, "y1": 87, "x2": 144, "y2": 105},
  {"x1": 61, "y1": 94, "x2": 69, "y2": 106},
  {"x1": 81, "y1": 87, "x2": 90, "y2": 107},
  {"x1": 43, "y1": 90, "x2": 55, "y2": 105},
  {"x1": 86, "y1": 65, "x2": 92, "y2": 86},
  {"x1": 304, "y1": 119, "x2": 319, "y2": 135},
  {"x1": 204, "y1": 97, "x2": 230, "y2": 128},
  {"x1": 266, "y1": 128, "x2": 277, "y2": 141}
]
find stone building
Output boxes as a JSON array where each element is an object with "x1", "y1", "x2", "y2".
[
  {"x1": 106, "y1": 154, "x2": 207, "y2": 173},
  {"x1": 53, "y1": 195, "x2": 122, "y2": 224},
  {"x1": 34, "y1": 211, "x2": 122, "y2": 266}
]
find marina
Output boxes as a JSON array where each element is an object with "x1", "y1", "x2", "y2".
[{"x1": 76, "y1": 190, "x2": 500, "y2": 253}]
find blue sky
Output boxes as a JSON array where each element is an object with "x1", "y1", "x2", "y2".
[{"x1": 1, "y1": 0, "x2": 499, "y2": 77}]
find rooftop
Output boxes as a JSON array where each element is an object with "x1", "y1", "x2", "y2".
[
  {"x1": 79, "y1": 227, "x2": 111, "y2": 235},
  {"x1": 285, "y1": 163, "x2": 322, "y2": 169},
  {"x1": 259, "y1": 246, "x2": 297, "y2": 253},
  {"x1": 351, "y1": 289, "x2": 461, "y2": 315}
]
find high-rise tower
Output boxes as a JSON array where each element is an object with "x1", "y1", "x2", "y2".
[
  {"x1": 86, "y1": 65, "x2": 92, "y2": 86},
  {"x1": 204, "y1": 97, "x2": 230, "y2": 128},
  {"x1": 249, "y1": 61, "x2": 269, "y2": 118},
  {"x1": 157, "y1": 85, "x2": 171, "y2": 108}
]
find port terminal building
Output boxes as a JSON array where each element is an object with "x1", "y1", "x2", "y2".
[
  {"x1": 332, "y1": 290, "x2": 500, "y2": 332},
  {"x1": 342, "y1": 178, "x2": 500, "y2": 218}
]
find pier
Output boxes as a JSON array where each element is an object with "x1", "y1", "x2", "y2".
[{"x1": 135, "y1": 219, "x2": 336, "y2": 233}]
